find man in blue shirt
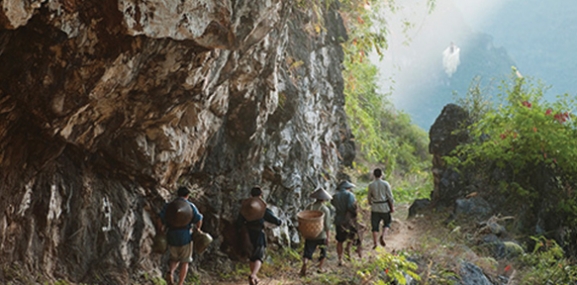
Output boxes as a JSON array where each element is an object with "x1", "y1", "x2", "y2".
[
  {"x1": 159, "y1": 186, "x2": 203, "y2": 285},
  {"x1": 331, "y1": 180, "x2": 360, "y2": 266}
]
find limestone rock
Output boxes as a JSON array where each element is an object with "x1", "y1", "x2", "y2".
[{"x1": 0, "y1": 0, "x2": 353, "y2": 283}]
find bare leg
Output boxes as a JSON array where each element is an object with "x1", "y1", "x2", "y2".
[
  {"x1": 166, "y1": 261, "x2": 178, "y2": 285},
  {"x1": 381, "y1": 226, "x2": 390, "y2": 246},
  {"x1": 372, "y1": 231, "x2": 379, "y2": 249},
  {"x1": 356, "y1": 230, "x2": 364, "y2": 258},
  {"x1": 177, "y1": 262, "x2": 189, "y2": 285},
  {"x1": 336, "y1": 242, "x2": 344, "y2": 265},
  {"x1": 250, "y1": 260, "x2": 262, "y2": 283},
  {"x1": 300, "y1": 258, "x2": 308, "y2": 276},
  {"x1": 318, "y1": 257, "x2": 325, "y2": 271}
]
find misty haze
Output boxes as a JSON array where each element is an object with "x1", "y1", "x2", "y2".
[{"x1": 374, "y1": 0, "x2": 577, "y2": 130}]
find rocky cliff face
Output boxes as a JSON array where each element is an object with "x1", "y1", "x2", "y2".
[
  {"x1": 0, "y1": 0, "x2": 354, "y2": 283},
  {"x1": 429, "y1": 104, "x2": 469, "y2": 206}
]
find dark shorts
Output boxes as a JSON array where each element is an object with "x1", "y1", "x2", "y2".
[
  {"x1": 303, "y1": 239, "x2": 327, "y2": 260},
  {"x1": 371, "y1": 211, "x2": 391, "y2": 232},
  {"x1": 249, "y1": 245, "x2": 265, "y2": 262},
  {"x1": 335, "y1": 225, "x2": 360, "y2": 244}
]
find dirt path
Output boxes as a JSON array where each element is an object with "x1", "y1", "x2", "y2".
[
  {"x1": 383, "y1": 204, "x2": 418, "y2": 252},
  {"x1": 208, "y1": 203, "x2": 422, "y2": 285}
]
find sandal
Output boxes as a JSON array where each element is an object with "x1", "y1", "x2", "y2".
[
  {"x1": 248, "y1": 275, "x2": 259, "y2": 285},
  {"x1": 380, "y1": 235, "x2": 386, "y2": 247}
]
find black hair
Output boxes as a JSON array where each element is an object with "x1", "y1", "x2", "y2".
[
  {"x1": 373, "y1": 168, "x2": 383, "y2": 178},
  {"x1": 177, "y1": 186, "x2": 190, "y2": 197},
  {"x1": 250, "y1": 186, "x2": 262, "y2": 197}
]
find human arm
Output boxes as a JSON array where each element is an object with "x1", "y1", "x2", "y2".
[
  {"x1": 189, "y1": 202, "x2": 204, "y2": 230},
  {"x1": 347, "y1": 193, "x2": 358, "y2": 218},
  {"x1": 323, "y1": 206, "x2": 331, "y2": 245},
  {"x1": 367, "y1": 184, "x2": 374, "y2": 205},
  {"x1": 385, "y1": 181, "x2": 395, "y2": 213},
  {"x1": 263, "y1": 208, "x2": 282, "y2": 226},
  {"x1": 156, "y1": 203, "x2": 168, "y2": 231}
]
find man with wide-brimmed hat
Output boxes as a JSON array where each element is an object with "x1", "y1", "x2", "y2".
[
  {"x1": 300, "y1": 188, "x2": 332, "y2": 276},
  {"x1": 238, "y1": 186, "x2": 282, "y2": 285},
  {"x1": 331, "y1": 180, "x2": 361, "y2": 266}
]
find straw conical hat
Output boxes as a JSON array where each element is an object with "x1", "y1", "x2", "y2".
[
  {"x1": 240, "y1": 197, "x2": 266, "y2": 221},
  {"x1": 310, "y1": 188, "x2": 332, "y2": 200},
  {"x1": 339, "y1": 180, "x2": 356, "y2": 190},
  {"x1": 165, "y1": 198, "x2": 193, "y2": 228}
]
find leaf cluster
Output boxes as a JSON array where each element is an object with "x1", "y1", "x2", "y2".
[
  {"x1": 518, "y1": 236, "x2": 577, "y2": 284},
  {"x1": 357, "y1": 250, "x2": 420, "y2": 285},
  {"x1": 449, "y1": 73, "x2": 577, "y2": 248}
]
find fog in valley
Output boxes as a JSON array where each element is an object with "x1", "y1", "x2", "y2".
[{"x1": 374, "y1": 0, "x2": 577, "y2": 130}]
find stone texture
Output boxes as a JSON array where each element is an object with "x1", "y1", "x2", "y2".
[
  {"x1": 429, "y1": 103, "x2": 470, "y2": 206},
  {"x1": 0, "y1": 0, "x2": 353, "y2": 283}
]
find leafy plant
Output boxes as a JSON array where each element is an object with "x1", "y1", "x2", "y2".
[
  {"x1": 518, "y1": 236, "x2": 577, "y2": 284},
  {"x1": 356, "y1": 249, "x2": 420, "y2": 285},
  {"x1": 450, "y1": 74, "x2": 577, "y2": 225}
]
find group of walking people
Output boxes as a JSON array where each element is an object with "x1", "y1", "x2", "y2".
[
  {"x1": 157, "y1": 168, "x2": 394, "y2": 285},
  {"x1": 300, "y1": 168, "x2": 395, "y2": 276}
]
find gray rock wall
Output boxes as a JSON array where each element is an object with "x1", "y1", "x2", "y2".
[{"x1": 0, "y1": 0, "x2": 354, "y2": 283}]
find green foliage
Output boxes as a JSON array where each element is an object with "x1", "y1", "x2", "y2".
[
  {"x1": 141, "y1": 272, "x2": 167, "y2": 285},
  {"x1": 356, "y1": 249, "x2": 420, "y2": 285},
  {"x1": 343, "y1": 59, "x2": 431, "y2": 175},
  {"x1": 450, "y1": 74, "x2": 577, "y2": 215},
  {"x1": 452, "y1": 76, "x2": 493, "y2": 124},
  {"x1": 518, "y1": 236, "x2": 577, "y2": 284},
  {"x1": 390, "y1": 171, "x2": 433, "y2": 203},
  {"x1": 334, "y1": 0, "x2": 433, "y2": 203}
]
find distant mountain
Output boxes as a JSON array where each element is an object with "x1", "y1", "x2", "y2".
[
  {"x1": 375, "y1": 0, "x2": 576, "y2": 130},
  {"x1": 399, "y1": 32, "x2": 516, "y2": 130},
  {"x1": 482, "y1": 0, "x2": 577, "y2": 98}
]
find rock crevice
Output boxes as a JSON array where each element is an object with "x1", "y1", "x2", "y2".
[{"x1": 0, "y1": 0, "x2": 353, "y2": 283}]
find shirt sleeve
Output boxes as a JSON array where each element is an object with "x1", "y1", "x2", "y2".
[
  {"x1": 323, "y1": 206, "x2": 331, "y2": 231},
  {"x1": 367, "y1": 184, "x2": 374, "y2": 204},
  {"x1": 346, "y1": 193, "x2": 358, "y2": 218},
  {"x1": 264, "y1": 208, "x2": 282, "y2": 226},
  {"x1": 385, "y1": 181, "x2": 395, "y2": 205},
  {"x1": 189, "y1": 202, "x2": 203, "y2": 224},
  {"x1": 347, "y1": 193, "x2": 356, "y2": 211}
]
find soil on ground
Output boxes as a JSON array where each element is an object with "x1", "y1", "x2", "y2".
[{"x1": 202, "y1": 203, "x2": 426, "y2": 285}]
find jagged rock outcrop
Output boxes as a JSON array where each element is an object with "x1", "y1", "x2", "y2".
[
  {"x1": 429, "y1": 103, "x2": 470, "y2": 207},
  {"x1": 0, "y1": 0, "x2": 354, "y2": 283}
]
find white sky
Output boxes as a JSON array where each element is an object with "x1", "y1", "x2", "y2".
[{"x1": 373, "y1": 0, "x2": 510, "y2": 113}]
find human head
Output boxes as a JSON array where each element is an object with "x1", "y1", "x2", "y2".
[
  {"x1": 338, "y1": 180, "x2": 356, "y2": 190},
  {"x1": 250, "y1": 186, "x2": 262, "y2": 197},
  {"x1": 177, "y1": 186, "x2": 190, "y2": 197},
  {"x1": 373, "y1": 168, "x2": 383, "y2": 178}
]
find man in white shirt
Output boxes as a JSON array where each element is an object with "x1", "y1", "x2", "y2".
[{"x1": 367, "y1": 168, "x2": 394, "y2": 249}]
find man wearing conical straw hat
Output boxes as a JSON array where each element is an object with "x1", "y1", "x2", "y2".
[
  {"x1": 331, "y1": 180, "x2": 361, "y2": 266},
  {"x1": 300, "y1": 188, "x2": 332, "y2": 276}
]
